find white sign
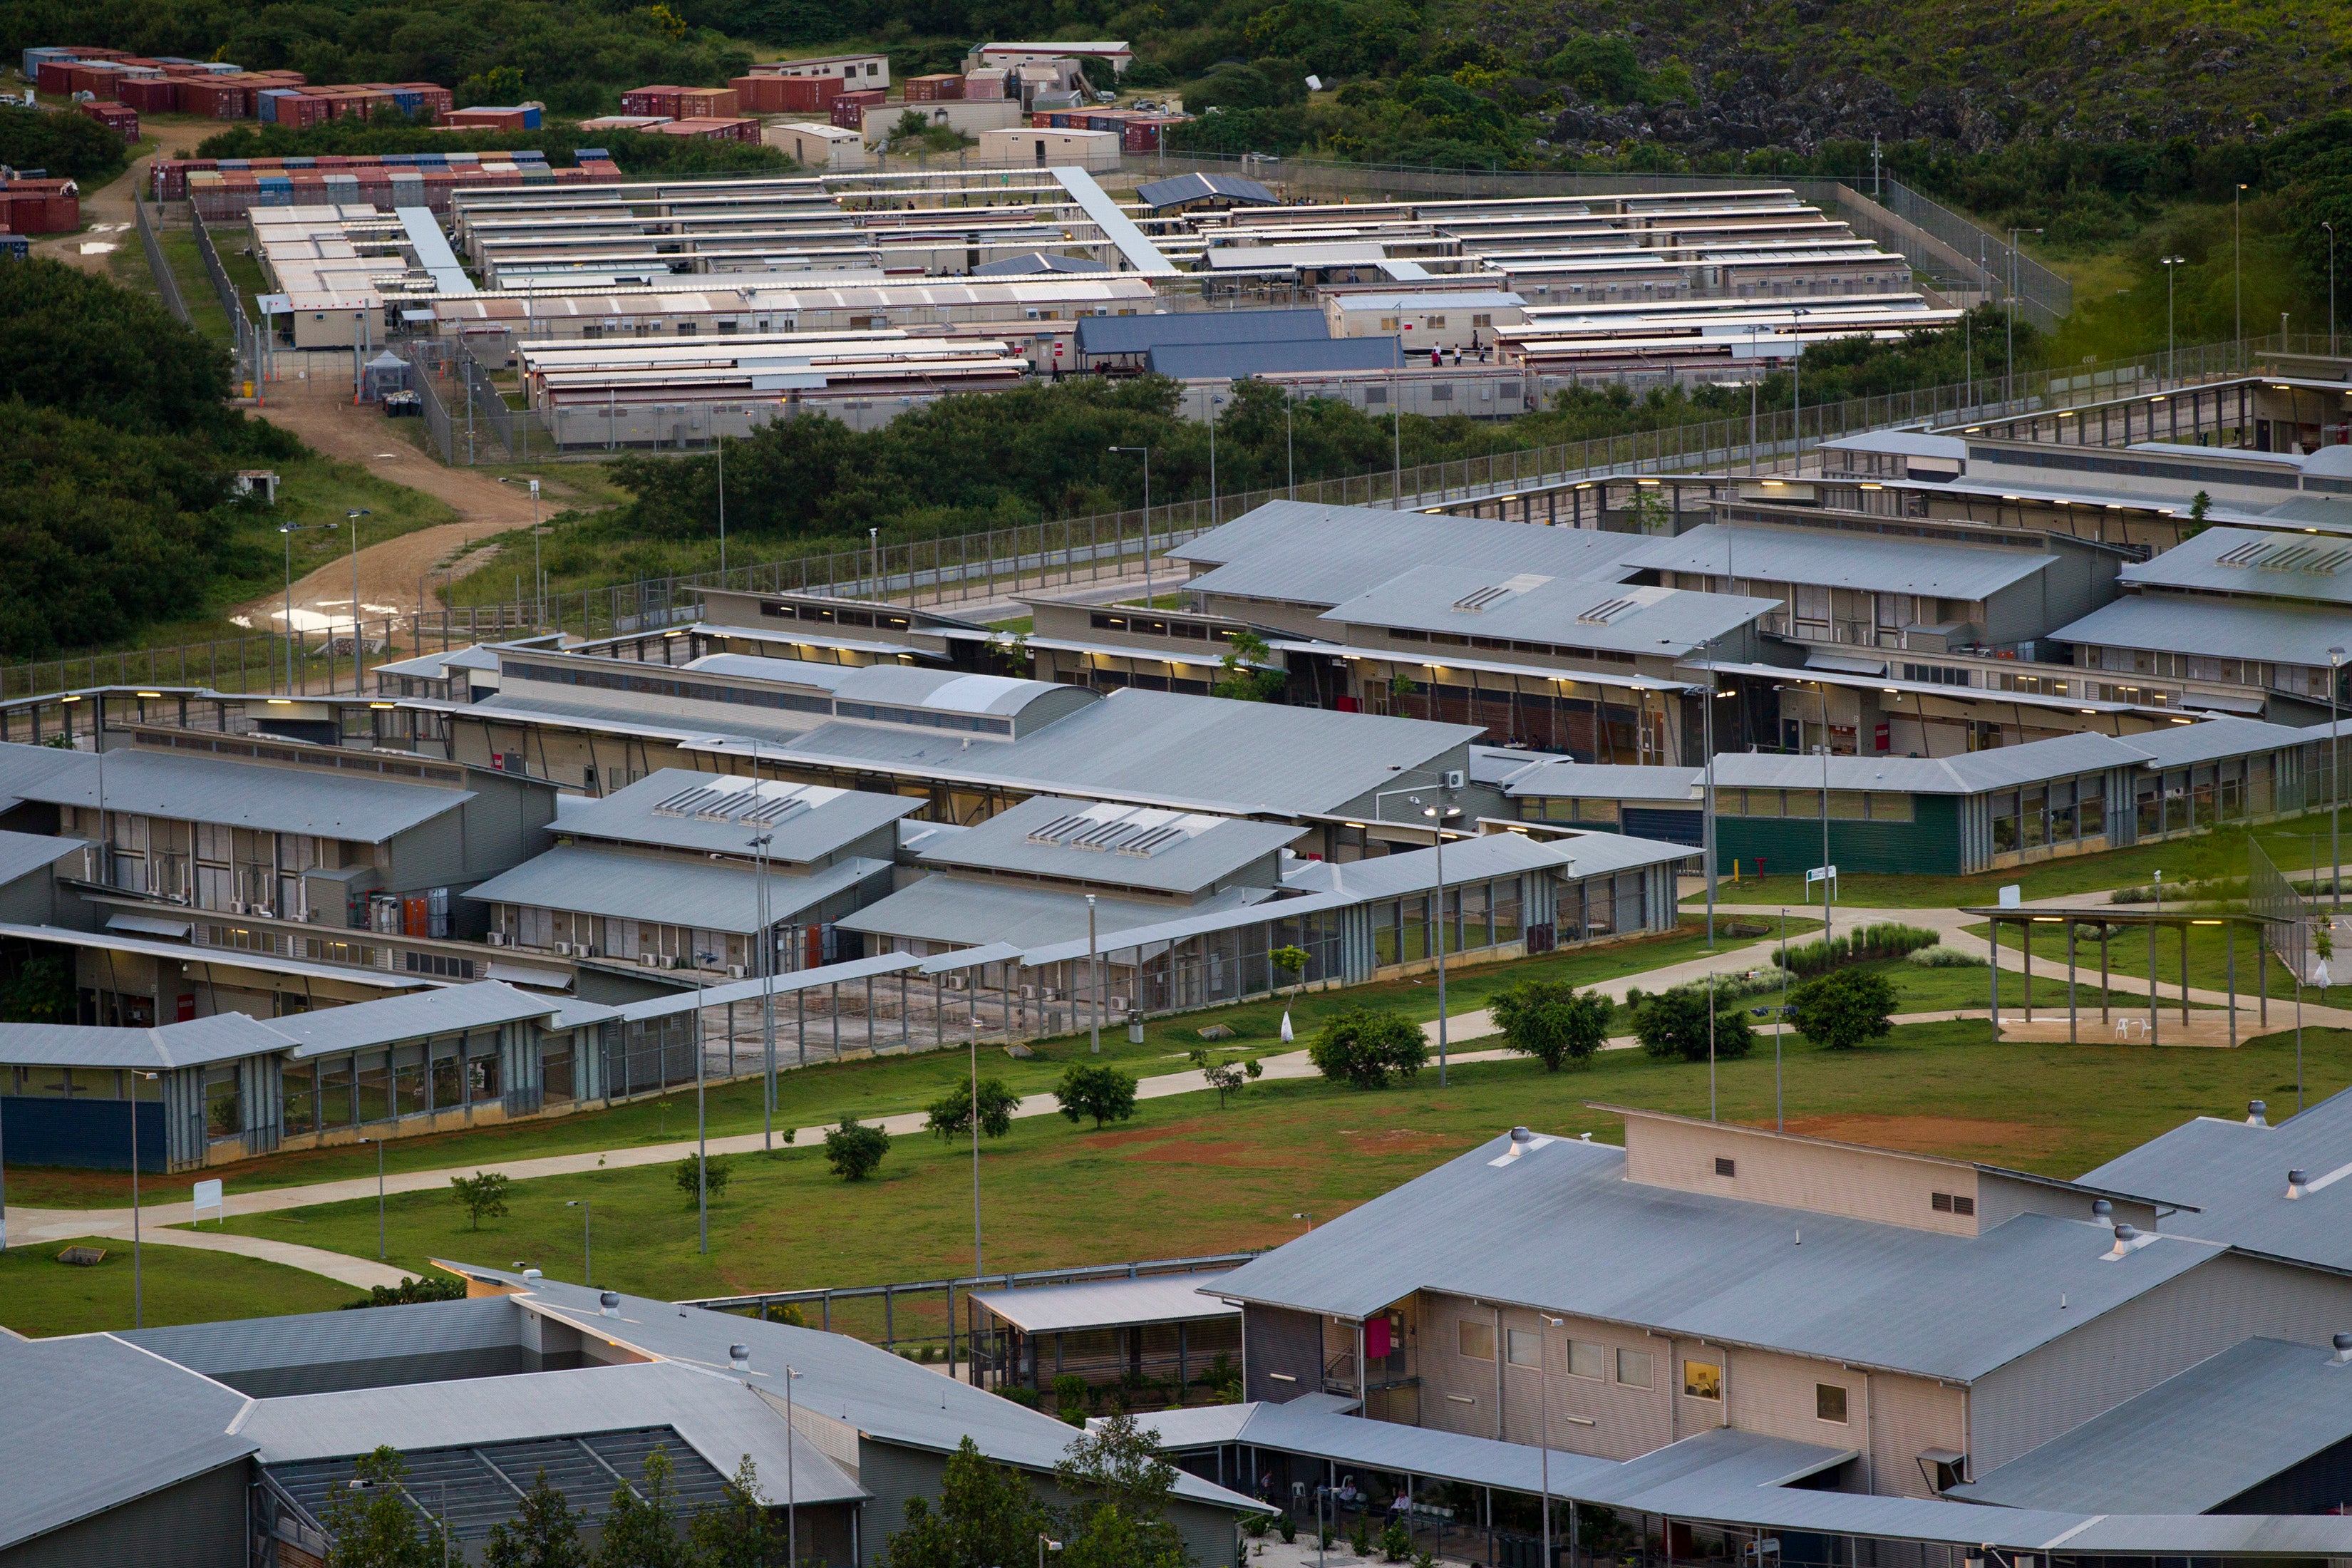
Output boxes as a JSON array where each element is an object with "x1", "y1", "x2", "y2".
[
  {"x1": 193, "y1": 1178, "x2": 224, "y2": 1226},
  {"x1": 1805, "y1": 865, "x2": 1838, "y2": 889},
  {"x1": 1997, "y1": 884, "x2": 2023, "y2": 908}
]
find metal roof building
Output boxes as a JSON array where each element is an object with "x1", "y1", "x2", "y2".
[
  {"x1": 2048, "y1": 592, "x2": 2352, "y2": 668},
  {"x1": 1317, "y1": 567, "x2": 1778, "y2": 660},
  {"x1": 2118, "y1": 524, "x2": 2352, "y2": 605},
  {"x1": 905, "y1": 792, "x2": 1299, "y2": 896},
  {"x1": 550, "y1": 767, "x2": 919, "y2": 863},
  {"x1": 1617, "y1": 521, "x2": 2063, "y2": 602},
  {"x1": 1149, "y1": 335, "x2": 1402, "y2": 380},
  {"x1": 464, "y1": 845, "x2": 890, "y2": 937},
  {"x1": 1072, "y1": 306, "x2": 1330, "y2": 361},
  {"x1": 0, "y1": 741, "x2": 475, "y2": 843},
  {"x1": 1134, "y1": 172, "x2": 1279, "y2": 210}
]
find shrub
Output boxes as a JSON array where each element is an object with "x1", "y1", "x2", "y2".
[
  {"x1": 1772, "y1": 922, "x2": 1940, "y2": 978},
  {"x1": 1053, "y1": 1063, "x2": 1139, "y2": 1128},
  {"x1": 1280, "y1": 1514, "x2": 1298, "y2": 1543},
  {"x1": 1381, "y1": 1518, "x2": 1414, "y2": 1561},
  {"x1": 926, "y1": 1076, "x2": 1020, "y2": 1141},
  {"x1": 674, "y1": 1152, "x2": 732, "y2": 1207},
  {"x1": 343, "y1": 1275, "x2": 465, "y2": 1309},
  {"x1": 1786, "y1": 969, "x2": 1899, "y2": 1051},
  {"x1": 1490, "y1": 979, "x2": 1614, "y2": 1071},
  {"x1": 1633, "y1": 988, "x2": 1755, "y2": 1063},
  {"x1": 1907, "y1": 945, "x2": 1985, "y2": 968},
  {"x1": 1309, "y1": 1007, "x2": 1429, "y2": 1088},
  {"x1": 448, "y1": 1170, "x2": 511, "y2": 1230},
  {"x1": 822, "y1": 1116, "x2": 890, "y2": 1180}
]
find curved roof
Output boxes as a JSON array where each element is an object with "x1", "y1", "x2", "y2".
[{"x1": 832, "y1": 665, "x2": 1069, "y2": 716}]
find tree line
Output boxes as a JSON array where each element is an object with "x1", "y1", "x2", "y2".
[
  {"x1": 193, "y1": 118, "x2": 788, "y2": 177},
  {"x1": 0, "y1": 103, "x2": 129, "y2": 183}
]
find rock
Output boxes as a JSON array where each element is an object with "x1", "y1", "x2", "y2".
[{"x1": 1197, "y1": 1024, "x2": 1237, "y2": 1041}]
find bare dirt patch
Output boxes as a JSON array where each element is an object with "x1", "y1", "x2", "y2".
[{"x1": 1775, "y1": 1113, "x2": 2068, "y2": 1160}]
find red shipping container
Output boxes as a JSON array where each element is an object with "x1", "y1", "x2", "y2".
[
  {"x1": 651, "y1": 116, "x2": 758, "y2": 143},
  {"x1": 676, "y1": 86, "x2": 738, "y2": 117},
  {"x1": 118, "y1": 77, "x2": 178, "y2": 114},
  {"x1": 442, "y1": 106, "x2": 530, "y2": 129},
  {"x1": 77, "y1": 100, "x2": 138, "y2": 140},
  {"x1": 904, "y1": 73, "x2": 963, "y2": 102},
  {"x1": 830, "y1": 88, "x2": 884, "y2": 128},
  {"x1": 176, "y1": 78, "x2": 251, "y2": 117},
  {"x1": 620, "y1": 86, "x2": 683, "y2": 117},
  {"x1": 35, "y1": 61, "x2": 77, "y2": 94}
]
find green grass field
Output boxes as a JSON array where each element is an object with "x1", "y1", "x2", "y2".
[
  {"x1": 192, "y1": 1021, "x2": 2352, "y2": 1319},
  {"x1": 0, "y1": 1235, "x2": 356, "y2": 1338}
]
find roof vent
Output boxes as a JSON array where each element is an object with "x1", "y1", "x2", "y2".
[
  {"x1": 1576, "y1": 595, "x2": 1639, "y2": 626},
  {"x1": 521, "y1": 1267, "x2": 543, "y2": 1281},
  {"x1": 2102, "y1": 1223, "x2": 2146, "y2": 1262},
  {"x1": 2090, "y1": 1197, "x2": 2112, "y2": 1220},
  {"x1": 600, "y1": 1291, "x2": 621, "y2": 1317},
  {"x1": 2334, "y1": 1334, "x2": 2352, "y2": 1365},
  {"x1": 2248, "y1": 1098, "x2": 2269, "y2": 1127},
  {"x1": 1487, "y1": 1125, "x2": 1554, "y2": 1167},
  {"x1": 2289, "y1": 1168, "x2": 2310, "y2": 1200},
  {"x1": 729, "y1": 1343, "x2": 751, "y2": 1372}
]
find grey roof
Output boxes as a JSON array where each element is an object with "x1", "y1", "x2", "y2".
[
  {"x1": 1505, "y1": 761, "x2": 1701, "y2": 801},
  {"x1": 2048, "y1": 593, "x2": 2352, "y2": 667},
  {"x1": 0, "y1": 1334, "x2": 254, "y2": 1552},
  {"x1": 1319, "y1": 567, "x2": 1775, "y2": 656},
  {"x1": 463, "y1": 845, "x2": 889, "y2": 934},
  {"x1": 2079, "y1": 1088, "x2": 2352, "y2": 1272},
  {"x1": 972, "y1": 250, "x2": 1110, "y2": 275},
  {"x1": 1148, "y1": 335, "x2": 1401, "y2": 379},
  {"x1": 1134, "y1": 172, "x2": 1278, "y2": 210},
  {"x1": 0, "y1": 743, "x2": 474, "y2": 843},
  {"x1": 1465, "y1": 744, "x2": 1564, "y2": 788},
  {"x1": 1951, "y1": 1336, "x2": 2352, "y2": 1513},
  {"x1": 909, "y1": 793, "x2": 1296, "y2": 894},
  {"x1": 439, "y1": 1267, "x2": 1262, "y2": 1513},
  {"x1": 0, "y1": 829, "x2": 89, "y2": 885},
  {"x1": 1616, "y1": 523, "x2": 2056, "y2": 600},
  {"x1": 969, "y1": 1272, "x2": 1242, "y2": 1334},
  {"x1": 552, "y1": 768, "x2": 919, "y2": 862},
  {"x1": 1817, "y1": 430, "x2": 1969, "y2": 460},
  {"x1": 1328, "y1": 291, "x2": 1527, "y2": 313},
  {"x1": 1074, "y1": 307, "x2": 1329, "y2": 357},
  {"x1": 2123, "y1": 714, "x2": 2314, "y2": 768},
  {"x1": 605, "y1": 951, "x2": 922, "y2": 1023},
  {"x1": 2120, "y1": 525, "x2": 2352, "y2": 605},
  {"x1": 235, "y1": 1359, "x2": 865, "y2": 1506},
  {"x1": 123, "y1": 1294, "x2": 527, "y2": 1377},
  {"x1": 1208, "y1": 1130, "x2": 2224, "y2": 1383},
  {"x1": 1708, "y1": 729, "x2": 2151, "y2": 796},
  {"x1": 676, "y1": 653, "x2": 865, "y2": 692},
  {"x1": 0, "y1": 1010, "x2": 297, "y2": 1071},
  {"x1": 838, "y1": 873, "x2": 1254, "y2": 950},
  {"x1": 832, "y1": 664, "x2": 1072, "y2": 717},
  {"x1": 1174, "y1": 500, "x2": 1646, "y2": 610},
  {"x1": 777, "y1": 687, "x2": 1482, "y2": 820},
  {"x1": 266, "y1": 981, "x2": 560, "y2": 1058}
]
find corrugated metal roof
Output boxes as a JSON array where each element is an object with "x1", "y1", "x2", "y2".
[
  {"x1": 1207, "y1": 1131, "x2": 2223, "y2": 1383},
  {"x1": 910, "y1": 793, "x2": 1296, "y2": 894},
  {"x1": 839, "y1": 873, "x2": 1255, "y2": 950},
  {"x1": 2121, "y1": 525, "x2": 2352, "y2": 605},
  {"x1": 124, "y1": 1294, "x2": 525, "y2": 1376},
  {"x1": 269, "y1": 980, "x2": 560, "y2": 1058},
  {"x1": 833, "y1": 664, "x2": 1068, "y2": 716},
  {"x1": 1135, "y1": 172, "x2": 1278, "y2": 210},
  {"x1": 675, "y1": 654, "x2": 866, "y2": 691},
  {"x1": 552, "y1": 767, "x2": 919, "y2": 862},
  {"x1": 0, "y1": 742, "x2": 473, "y2": 843},
  {"x1": 1951, "y1": 1336, "x2": 2352, "y2": 1513},
  {"x1": 1328, "y1": 291, "x2": 1527, "y2": 312},
  {"x1": 1706, "y1": 730, "x2": 2151, "y2": 796},
  {"x1": 605, "y1": 951, "x2": 922, "y2": 1023},
  {"x1": 0, "y1": 1011, "x2": 287, "y2": 1071},
  {"x1": 1150, "y1": 336, "x2": 1401, "y2": 379},
  {"x1": 1175, "y1": 500, "x2": 1646, "y2": 611},
  {"x1": 0, "y1": 1334, "x2": 254, "y2": 1553},
  {"x1": 1051, "y1": 165, "x2": 1175, "y2": 275},
  {"x1": 1320, "y1": 567, "x2": 1775, "y2": 656},
  {"x1": 0, "y1": 830, "x2": 88, "y2": 886},
  {"x1": 234, "y1": 1358, "x2": 865, "y2": 1505},
  {"x1": 1616, "y1": 522, "x2": 2057, "y2": 600},
  {"x1": 2125, "y1": 714, "x2": 2313, "y2": 767},
  {"x1": 1075, "y1": 307, "x2": 1329, "y2": 357},
  {"x1": 2080, "y1": 1089, "x2": 2352, "y2": 1272},
  {"x1": 1505, "y1": 761, "x2": 1701, "y2": 800},
  {"x1": 463, "y1": 846, "x2": 889, "y2": 934},
  {"x1": 2049, "y1": 593, "x2": 2352, "y2": 667},
  {"x1": 969, "y1": 1272, "x2": 1242, "y2": 1334}
]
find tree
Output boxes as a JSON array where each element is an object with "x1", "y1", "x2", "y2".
[
  {"x1": 1213, "y1": 629, "x2": 1287, "y2": 702},
  {"x1": 882, "y1": 1436, "x2": 1051, "y2": 1568},
  {"x1": 1187, "y1": 1049, "x2": 1263, "y2": 1109},
  {"x1": 1786, "y1": 968, "x2": 1898, "y2": 1051},
  {"x1": 323, "y1": 1447, "x2": 445, "y2": 1568},
  {"x1": 449, "y1": 1170, "x2": 512, "y2": 1230},
  {"x1": 1490, "y1": 979, "x2": 1614, "y2": 1071},
  {"x1": 1309, "y1": 1008, "x2": 1428, "y2": 1089},
  {"x1": 1632, "y1": 988, "x2": 1754, "y2": 1063},
  {"x1": 688, "y1": 1455, "x2": 775, "y2": 1568},
  {"x1": 1268, "y1": 944, "x2": 1310, "y2": 994},
  {"x1": 343, "y1": 1275, "x2": 465, "y2": 1310},
  {"x1": 0, "y1": 954, "x2": 76, "y2": 1023},
  {"x1": 824, "y1": 1115, "x2": 891, "y2": 1180},
  {"x1": 1055, "y1": 1063, "x2": 1140, "y2": 1128},
  {"x1": 926, "y1": 1076, "x2": 1021, "y2": 1141},
  {"x1": 1056, "y1": 1412, "x2": 1191, "y2": 1568},
  {"x1": 674, "y1": 1152, "x2": 733, "y2": 1207},
  {"x1": 596, "y1": 1446, "x2": 689, "y2": 1568},
  {"x1": 483, "y1": 1470, "x2": 589, "y2": 1568}
]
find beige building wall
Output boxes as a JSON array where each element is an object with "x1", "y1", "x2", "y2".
[{"x1": 1618, "y1": 1108, "x2": 1981, "y2": 1237}]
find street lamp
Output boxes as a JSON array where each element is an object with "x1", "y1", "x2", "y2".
[
  {"x1": 343, "y1": 509, "x2": 370, "y2": 695},
  {"x1": 2235, "y1": 183, "x2": 2249, "y2": 354},
  {"x1": 1539, "y1": 1312, "x2": 1564, "y2": 1568},
  {"x1": 2326, "y1": 222, "x2": 2338, "y2": 356},
  {"x1": 1412, "y1": 790, "x2": 1463, "y2": 1085},
  {"x1": 1207, "y1": 392, "x2": 1227, "y2": 521},
  {"x1": 2331, "y1": 646, "x2": 2346, "y2": 914},
  {"x1": 1106, "y1": 446, "x2": 1153, "y2": 603},
  {"x1": 716, "y1": 437, "x2": 728, "y2": 579},
  {"x1": 2160, "y1": 256, "x2": 2187, "y2": 388},
  {"x1": 1085, "y1": 894, "x2": 1100, "y2": 1055},
  {"x1": 1293, "y1": 1210, "x2": 1313, "y2": 1232},
  {"x1": 277, "y1": 520, "x2": 334, "y2": 691},
  {"x1": 1775, "y1": 681, "x2": 1835, "y2": 939},
  {"x1": 748, "y1": 830, "x2": 775, "y2": 1152},
  {"x1": 2005, "y1": 229, "x2": 2043, "y2": 409},
  {"x1": 782, "y1": 1364, "x2": 804, "y2": 1568},
  {"x1": 1038, "y1": 1536, "x2": 1062, "y2": 1568},
  {"x1": 567, "y1": 1198, "x2": 591, "y2": 1286},
  {"x1": 1284, "y1": 386, "x2": 1296, "y2": 499},
  {"x1": 693, "y1": 949, "x2": 723, "y2": 1254},
  {"x1": 129, "y1": 1073, "x2": 154, "y2": 1327},
  {"x1": 1789, "y1": 306, "x2": 1810, "y2": 471}
]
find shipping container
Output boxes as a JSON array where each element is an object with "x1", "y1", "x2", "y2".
[
  {"x1": 674, "y1": 86, "x2": 738, "y2": 117},
  {"x1": 619, "y1": 86, "x2": 683, "y2": 117},
  {"x1": 649, "y1": 116, "x2": 759, "y2": 143},
  {"x1": 118, "y1": 77, "x2": 178, "y2": 114},
  {"x1": 76, "y1": 100, "x2": 138, "y2": 140},
  {"x1": 830, "y1": 89, "x2": 885, "y2": 128},
  {"x1": 904, "y1": 73, "x2": 964, "y2": 102}
]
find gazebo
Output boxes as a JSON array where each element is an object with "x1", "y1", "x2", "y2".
[{"x1": 1965, "y1": 904, "x2": 2281, "y2": 1046}]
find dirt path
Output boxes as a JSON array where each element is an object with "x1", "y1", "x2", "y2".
[{"x1": 34, "y1": 118, "x2": 208, "y2": 273}]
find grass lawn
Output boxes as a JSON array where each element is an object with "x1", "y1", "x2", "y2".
[
  {"x1": 192, "y1": 1022, "x2": 2352, "y2": 1329},
  {"x1": 0, "y1": 1234, "x2": 356, "y2": 1338},
  {"x1": 6, "y1": 918, "x2": 1818, "y2": 1207},
  {"x1": 1688, "y1": 815, "x2": 2352, "y2": 912}
]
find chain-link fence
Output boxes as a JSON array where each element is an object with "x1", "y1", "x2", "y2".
[{"x1": 131, "y1": 195, "x2": 190, "y2": 326}]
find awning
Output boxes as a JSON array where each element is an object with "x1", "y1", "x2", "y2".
[
  {"x1": 106, "y1": 912, "x2": 192, "y2": 939},
  {"x1": 1804, "y1": 650, "x2": 1891, "y2": 676},
  {"x1": 484, "y1": 961, "x2": 573, "y2": 991}
]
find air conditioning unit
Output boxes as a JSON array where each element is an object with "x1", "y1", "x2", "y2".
[
  {"x1": 1019, "y1": 984, "x2": 1037, "y2": 999},
  {"x1": 642, "y1": 953, "x2": 663, "y2": 968},
  {"x1": 665, "y1": 956, "x2": 684, "y2": 970},
  {"x1": 555, "y1": 941, "x2": 573, "y2": 956},
  {"x1": 1109, "y1": 996, "x2": 1128, "y2": 1013},
  {"x1": 230, "y1": 901, "x2": 247, "y2": 914},
  {"x1": 579, "y1": 944, "x2": 598, "y2": 958},
  {"x1": 487, "y1": 932, "x2": 509, "y2": 947},
  {"x1": 728, "y1": 964, "x2": 746, "y2": 979},
  {"x1": 944, "y1": 974, "x2": 968, "y2": 990},
  {"x1": 1443, "y1": 768, "x2": 1467, "y2": 791}
]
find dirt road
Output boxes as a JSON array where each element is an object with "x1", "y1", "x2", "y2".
[{"x1": 35, "y1": 117, "x2": 208, "y2": 273}]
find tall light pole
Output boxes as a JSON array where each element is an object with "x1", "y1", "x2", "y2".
[
  {"x1": 1106, "y1": 446, "x2": 1152, "y2": 602},
  {"x1": 783, "y1": 1364, "x2": 803, "y2": 1568},
  {"x1": 1285, "y1": 387, "x2": 1296, "y2": 500},
  {"x1": 2332, "y1": 646, "x2": 2346, "y2": 914},
  {"x1": 969, "y1": 972, "x2": 984, "y2": 1275},
  {"x1": 1540, "y1": 1312, "x2": 1564, "y2": 1568},
  {"x1": 2326, "y1": 222, "x2": 2338, "y2": 356},
  {"x1": 1413, "y1": 790, "x2": 1463, "y2": 1085},
  {"x1": 1747, "y1": 321, "x2": 1759, "y2": 476},
  {"x1": 344, "y1": 509, "x2": 370, "y2": 694},
  {"x1": 129, "y1": 1077, "x2": 148, "y2": 1328},
  {"x1": 566, "y1": 1198, "x2": 590, "y2": 1286},
  {"x1": 1789, "y1": 306, "x2": 1808, "y2": 471},
  {"x1": 715, "y1": 435, "x2": 728, "y2": 579},
  {"x1": 1701, "y1": 638, "x2": 1719, "y2": 947},
  {"x1": 373, "y1": 1135, "x2": 384, "y2": 1259},
  {"x1": 1207, "y1": 392, "x2": 1227, "y2": 522},
  {"x1": 749, "y1": 830, "x2": 775, "y2": 1151},
  {"x1": 2235, "y1": 184, "x2": 2249, "y2": 356},
  {"x1": 277, "y1": 520, "x2": 329, "y2": 692},
  {"x1": 1085, "y1": 894, "x2": 1100, "y2": 1054},
  {"x1": 1775, "y1": 681, "x2": 1835, "y2": 939},
  {"x1": 2160, "y1": 256, "x2": 2186, "y2": 388},
  {"x1": 693, "y1": 950, "x2": 720, "y2": 1254},
  {"x1": 2005, "y1": 228, "x2": 2043, "y2": 409}
]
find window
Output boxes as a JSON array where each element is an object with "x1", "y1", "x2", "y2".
[
  {"x1": 1816, "y1": 1383, "x2": 1848, "y2": 1423},
  {"x1": 1683, "y1": 1360, "x2": 1722, "y2": 1401},
  {"x1": 1867, "y1": 792, "x2": 1914, "y2": 822},
  {"x1": 1379, "y1": 316, "x2": 1401, "y2": 331},
  {"x1": 1458, "y1": 1321, "x2": 1495, "y2": 1361},
  {"x1": 1713, "y1": 1156, "x2": 1736, "y2": 1177},
  {"x1": 1426, "y1": 315, "x2": 1447, "y2": 328},
  {"x1": 1507, "y1": 1329, "x2": 1542, "y2": 1368},
  {"x1": 1472, "y1": 312, "x2": 1493, "y2": 328},
  {"x1": 1930, "y1": 1191, "x2": 1977, "y2": 1216},
  {"x1": 1615, "y1": 1348, "x2": 1653, "y2": 1388},
  {"x1": 1568, "y1": 1340, "x2": 1604, "y2": 1380}
]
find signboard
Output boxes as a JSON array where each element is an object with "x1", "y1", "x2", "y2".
[
  {"x1": 193, "y1": 1177, "x2": 224, "y2": 1227},
  {"x1": 1805, "y1": 865, "x2": 1838, "y2": 892},
  {"x1": 1998, "y1": 884, "x2": 2023, "y2": 908}
]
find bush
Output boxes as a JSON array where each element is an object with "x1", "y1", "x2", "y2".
[
  {"x1": 926, "y1": 1076, "x2": 1020, "y2": 1141},
  {"x1": 1280, "y1": 1514, "x2": 1298, "y2": 1543},
  {"x1": 1490, "y1": 979, "x2": 1613, "y2": 1071},
  {"x1": 1786, "y1": 969, "x2": 1899, "y2": 1051},
  {"x1": 1633, "y1": 988, "x2": 1754, "y2": 1063},
  {"x1": 1054, "y1": 1063, "x2": 1139, "y2": 1129},
  {"x1": 1907, "y1": 945, "x2": 1985, "y2": 968},
  {"x1": 674, "y1": 1152, "x2": 732, "y2": 1207},
  {"x1": 822, "y1": 1117, "x2": 890, "y2": 1180},
  {"x1": 1309, "y1": 1007, "x2": 1428, "y2": 1088},
  {"x1": 343, "y1": 1274, "x2": 465, "y2": 1309},
  {"x1": 1772, "y1": 923, "x2": 1941, "y2": 978},
  {"x1": 448, "y1": 1170, "x2": 511, "y2": 1229}
]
